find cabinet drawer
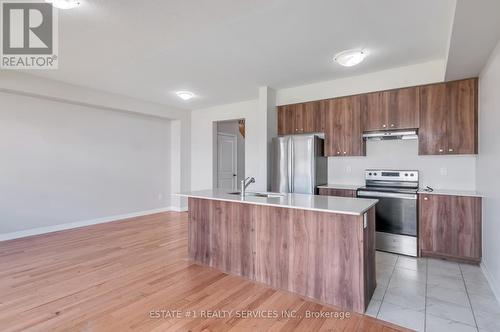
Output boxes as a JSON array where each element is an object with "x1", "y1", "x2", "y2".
[{"x1": 318, "y1": 188, "x2": 357, "y2": 198}]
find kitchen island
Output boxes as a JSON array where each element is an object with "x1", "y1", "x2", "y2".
[{"x1": 178, "y1": 189, "x2": 378, "y2": 313}]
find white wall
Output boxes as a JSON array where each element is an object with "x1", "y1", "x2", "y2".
[
  {"x1": 0, "y1": 91, "x2": 171, "y2": 235},
  {"x1": 276, "y1": 59, "x2": 446, "y2": 105},
  {"x1": 478, "y1": 40, "x2": 500, "y2": 299},
  {"x1": 0, "y1": 72, "x2": 191, "y2": 212},
  {"x1": 191, "y1": 99, "x2": 268, "y2": 191},
  {"x1": 329, "y1": 140, "x2": 476, "y2": 190},
  {"x1": 261, "y1": 87, "x2": 277, "y2": 190}
]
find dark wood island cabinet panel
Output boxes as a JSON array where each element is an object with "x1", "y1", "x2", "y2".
[
  {"x1": 318, "y1": 188, "x2": 357, "y2": 198},
  {"x1": 419, "y1": 194, "x2": 482, "y2": 264},
  {"x1": 188, "y1": 197, "x2": 376, "y2": 313}
]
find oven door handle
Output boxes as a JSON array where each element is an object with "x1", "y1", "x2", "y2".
[{"x1": 357, "y1": 191, "x2": 417, "y2": 200}]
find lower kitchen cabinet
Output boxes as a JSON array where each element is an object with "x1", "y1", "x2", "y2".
[
  {"x1": 318, "y1": 188, "x2": 357, "y2": 198},
  {"x1": 419, "y1": 194, "x2": 482, "y2": 264}
]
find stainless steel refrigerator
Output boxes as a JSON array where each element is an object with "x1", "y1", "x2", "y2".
[{"x1": 271, "y1": 135, "x2": 327, "y2": 194}]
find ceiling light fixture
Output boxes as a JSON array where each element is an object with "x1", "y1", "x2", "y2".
[
  {"x1": 334, "y1": 49, "x2": 368, "y2": 67},
  {"x1": 176, "y1": 91, "x2": 195, "y2": 101},
  {"x1": 45, "y1": 0, "x2": 81, "y2": 9}
]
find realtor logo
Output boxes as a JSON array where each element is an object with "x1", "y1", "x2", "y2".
[{"x1": 1, "y1": 0, "x2": 58, "y2": 69}]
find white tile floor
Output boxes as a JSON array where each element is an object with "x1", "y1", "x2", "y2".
[{"x1": 366, "y1": 251, "x2": 500, "y2": 332}]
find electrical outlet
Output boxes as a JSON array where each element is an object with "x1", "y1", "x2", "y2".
[
  {"x1": 158, "y1": 193, "x2": 163, "y2": 201},
  {"x1": 440, "y1": 167, "x2": 448, "y2": 176},
  {"x1": 345, "y1": 166, "x2": 352, "y2": 173}
]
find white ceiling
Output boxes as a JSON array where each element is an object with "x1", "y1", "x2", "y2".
[
  {"x1": 29, "y1": 0, "x2": 457, "y2": 110},
  {"x1": 445, "y1": 0, "x2": 500, "y2": 81}
]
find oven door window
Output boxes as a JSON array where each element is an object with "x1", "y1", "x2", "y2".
[{"x1": 361, "y1": 194, "x2": 417, "y2": 236}]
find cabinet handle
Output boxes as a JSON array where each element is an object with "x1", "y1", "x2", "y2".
[
  {"x1": 423, "y1": 197, "x2": 429, "y2": 201},
  {"x1": 448, "y1": 148, "x2": 454, "y2": 152},
  {"x1": 390, "y1": 124, "x2": 395, "y2": 127},
  {"x1": 343, "y1": 151, "x2": 347, "y2": 155},
  {"x1": 382, "y1": 124, "x2": 387, "y2": 128},
  {"x1": 337, "y1": 151, "x2": 340, "y2": 155},
  {"x1": 439, "y1": 148, "x2": 444, "y2": 153}
]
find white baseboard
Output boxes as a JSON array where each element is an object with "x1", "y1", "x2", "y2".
[
  {"x1": 169, "y1": 206, "x2": 188, "y2": 212},
  {"x1": 481, "y1": 262, "x2": 500, "y2": 305},
  {"x1": 0, "y1": 207, "x2": 173, "y2": 242}
]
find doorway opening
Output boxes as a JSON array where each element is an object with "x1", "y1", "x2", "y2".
[{"x1": 213, "y1": 119, "x2": 245, "y2": 190}]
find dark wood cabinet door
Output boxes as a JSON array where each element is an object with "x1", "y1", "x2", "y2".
[
  {"x1": 419, "y1": 194, "x2": 450, "y2": 254},
  {"x1": 419, "y1": 194, "x2": 481, "y2": 263},
  {"x1": 299, "y1": 101, "x2": 323, "y2": 133},
  {"x1": 279, "y1": 102, "x2": 323, "y2": 135},
  {"x1": 362, "y1": 92, "x2": 387, "y2": 131},
  {"x1": 294, "y1": 104, "x2": 305, "y2": 133},
  {"x1": 384, "y1": 87, "x2": 420, "y2": 130},
  {"x1": 323, "y1": 99, "x2": 343, "y2": 156},
  {"x1": 447, "y1": 79, "x2": 478, "y2": 154},
  {"x1": 450, "y1": 195, "x2": 482, "y2": 260},
  {"x1": 318, "y1": 188, "x2": 356, "y2": 197},
  {"x1": 324, "y1": 96, "x2": 365, "y2": 157},
  {"x1": 343, "y1": 96, "x2": 365, "y2": 156},
  {"x1": 277, "y1": 105, "x2": 296, "y2": 135},
  {"x1": 419, "y1": 83, "x2": 448, "y2": 155}
]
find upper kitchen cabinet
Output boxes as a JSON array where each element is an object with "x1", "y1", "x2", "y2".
[
  {"x1": 277, "y1": 101, "x2": 323, "y2": 135},
  {"x1": 362, "y1": 87, "x2": 420, "y2": 131},
  {"x1": 419, "y1": 78, "x2": 478, "y2": 155},
  {"x1": 323, "y1": 96, "x2": 365, "y2": 157},
  {"x1": 447, "y1": 79, "x2": 478, "y2": 154},
  {"x1": 361, "y1": 92, "x2": 385, "y2": 132},
  {"x1": 383, "y1": 87, "x2": 420, "y2": 130}
]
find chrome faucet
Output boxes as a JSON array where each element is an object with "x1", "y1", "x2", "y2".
[{"x1": 240, "y1": 177, "x2": 255, "y2": 198}]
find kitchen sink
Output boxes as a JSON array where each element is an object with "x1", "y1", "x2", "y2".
[{"x1": 227, "y1": 191, "x2": 284, "y2": 198}]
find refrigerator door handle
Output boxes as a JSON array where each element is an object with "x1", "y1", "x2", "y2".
[{"x1": 289, "y1": 137, "x2": 294, "y2": 193}]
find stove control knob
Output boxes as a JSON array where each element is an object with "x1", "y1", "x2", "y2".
[
  {"x1": 369, "y1": 172, "x2": 372, "y2": 176},
  {"x1": 405, "y1": 173, "x2": 409, "y2": 177},
  {"x1": 374, "y1": 173, "x2": 378, "y2": 176},
  {"x1": 410, "y1": 173, "x2": 414, "y2": 177}
]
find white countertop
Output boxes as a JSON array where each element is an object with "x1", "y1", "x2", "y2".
[
  {"x1": 177, "y1": 189, "x2": 378, "y2": 216},
  {"x1": 418, "y1": 189, "x2": 483, "y2": 198},
  {"x1": 317, "y1": 184, "x2": 362, "y2": 190}
]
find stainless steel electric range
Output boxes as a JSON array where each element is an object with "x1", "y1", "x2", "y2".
[{"x1": 357, "y1": 169, "x2": 419, "y2": 257}]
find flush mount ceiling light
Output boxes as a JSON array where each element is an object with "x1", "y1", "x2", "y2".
[
  {"x1": 45, "y1": 0, "x2": 81, "y2": 9},
  {"x1": 334, "y1": 49, "x2": 368, "y2": 67},
  {"x1": 176, "y1": 91, "x2": 195, "y2": 101}
]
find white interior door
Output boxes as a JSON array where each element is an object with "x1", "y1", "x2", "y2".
[{"x1": 217, "y1": 133, "x2": 237, "y2": 190}]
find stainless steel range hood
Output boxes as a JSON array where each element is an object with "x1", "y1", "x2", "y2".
[{"x1": 362, "y1": 129, "x2": 418, "y2": 141}]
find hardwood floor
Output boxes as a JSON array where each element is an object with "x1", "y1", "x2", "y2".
[{"x1": 0, "y1": 212, "x2": 409, "y2": 332}]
